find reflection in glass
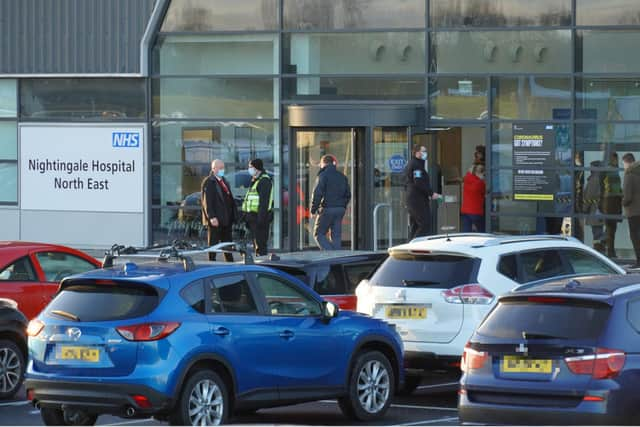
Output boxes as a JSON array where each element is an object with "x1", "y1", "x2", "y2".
[
  {"x1": 161, "y1": 0, "x2": 278, "y2": 31},
  {"x1": 431, "y1": 0, "x2": 571, "y2": 27},
  {"x1": 153, "y1": 34, "x2": 279, "y2": 75},
  {"x1": 20, "y1": 79, "x2": 146, "y2": 120},
  {"x1": 576, "y1": 123, "x2": 640, "y2": 147},
  {"x1": 578, "y1": 31, "x2": 640, "y2": 73},
  {"x1": 283, "y1": 0, "x2": 424, "y2": 30},
  {"x1": 492, "y1": 77, "x2": 571, "y2": 120},
  {"x1": 431, "y1": 30, "x2": 571, "y2": 73},
  {"x1": 284, "y1": 32, "x2": 425, "y2": 75},
  {"x1": 283, "y1": 77, "x2": 424, "y2": 101},
  {"x1": 0, "y1": 122, "x2": 17, "y2": 160},
  {"x1": 0, "y1": 162, "x2": 17, "y2": 203},
  {"x1": 577, "y1": 0, "x2": 640, "y2": 25},
  {"x1": 152, "y1": 78, "x2": 277, "y2": 119},
  {"x1": 429, "y1": 77, "x2": 487, "y2": 120},
  {"x1": 0, "y1": 80, "x2": 16, "y2": 117},
  {"x1": 577, "y1": 79, "x2": 640, "y2": 121}
]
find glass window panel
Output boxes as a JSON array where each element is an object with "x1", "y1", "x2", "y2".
[
  {"x1": 20, "y1": 79, "x2": 146, "y2": 120},
  {"x1": 491, "y1": 215, "x2": 538, "y2": 234},
  {"x1": 284, "y1": 32, "x2": 425, "y2": 75},
  {"x1": 577, "y1": 0, "x2": 640, "y2": 25},
  {"x1": 153, "y1": 34, "x2": 279, "y2": 75},
  {"x1": 577, "y1": 79, "x2": 640, "y2": 121},
  {"x1": 578, "y1": 31, "x2": 640, "y2": 73},
  {"x1": 282, "y1": 77, "x2": 424, "y2": 101},
  {"x1": 152, "y1": 207, "x2": 207, "y2": 246},
  {"x1": 431, "y1": 30, "x2": 571, "y2": 73},
  {"x1": 576, "y1": 123, "x2": 640, "y2": 147},
  {"x1": 0, "y1": 162, "x2": 17, "y2": 204},
  {"x1": 431, "y1": 0, "x2": 571, "y2": 27},
  {"x1": 0, "y1": 80, "x2": 16, "y2": 117},
  {"x1": 284, "y1": 0, "x2": 424, "y2": 30},
  {"x1": 161, "y1": 0, "x2": 278, "y2": 32},
  {"x1": 492, "y1": 77, "x2": 571, "y2": 120},
  {"x1": 0, "y1": 122, "x2": 17, "y2": 160},
  {"x1": 152, "y1": 78, "x2": 278, "y2": 119},
  {"x1": 429, "y1": 76, "x2": 487, "y2": 120}
]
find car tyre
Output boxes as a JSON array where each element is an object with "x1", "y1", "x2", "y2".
[
  {"x1": 170, "y1": 369, "x2": 228, "y2": 426},
  {"x1": 40, "y1": 407, "x2": 97, "y2": 425},
  {"x1": 397, "y1": 375, "x2": 421, "y2": 395},
  {"x1": 338, "y1": 350, "x2": 394, "y2": 421},
  {"x1": 0, "y1": 338, "x2": 25, "y2": 400}
]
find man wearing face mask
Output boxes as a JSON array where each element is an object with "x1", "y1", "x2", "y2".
[
  {"x1": 404, "y1": 145, "x2": 440, "y2": 239},
  {"x1": 241, "y1": 158, "x2": 273, "y2": 256},
  {"x1": 201, "y1": 159, "x2": 237, "y2": 262}
]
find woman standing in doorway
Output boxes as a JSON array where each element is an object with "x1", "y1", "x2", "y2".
[{"x1": 461, "y1": 163, "x2": 486, "y2": 232}]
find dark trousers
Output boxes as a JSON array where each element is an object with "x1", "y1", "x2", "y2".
[
  {"x1": 408, "y1": 200, "x2": 431, "y2": 239},
  {"x1": 461, "y1": 214, "x2": 485, "y2": 233},
  {"x1": 207, "y1": 225, "x2": 234, "y2": 262},
  {"x1": 629, "y1": 216, "x2": 640, "y2": 264},
  {"x1": 247, "y1": 214, "x2": 270, "y2": 256},
  {"x1": 313, "y1": 207, "x2": 346, "y2": 250},
  {"x1": 604, "y1": 219, "x2": 618, "y2": 258}
]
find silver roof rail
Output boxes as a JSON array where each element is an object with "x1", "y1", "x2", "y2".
[
  {"x1": 409, "y1": 233, "x2": 497, "y2": 244},
  {"x1": 480, "y1": 234, "x2": 578, "y2": 247}
]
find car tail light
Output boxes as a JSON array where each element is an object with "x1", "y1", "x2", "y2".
[
  {"x1": 116, "y1": 322, "x2": 180, "y2": 341},
  {"x1": 442, "y1": 284, "x2": 494, "y2": 305},
  {"x1": 565, "y1": 348, "x2": 626, "y2": 379},
  {"x1": 461, "y1": 343, "x2": 488, "y2": 372},
  {"x1": 27, "y1": 319, "x2": 44, "y2": 337}
]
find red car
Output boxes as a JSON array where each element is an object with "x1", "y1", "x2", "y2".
[{"x1": 0, "y1": 242, "x2": 101, "y2": 319}]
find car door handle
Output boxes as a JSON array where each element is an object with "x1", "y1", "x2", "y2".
[
  {"x1": 213, "y1": 327, "x2": 230, "y2": 336},
  {"x1": 279, "y1": 330, "x2": 295, "y2": 340}
]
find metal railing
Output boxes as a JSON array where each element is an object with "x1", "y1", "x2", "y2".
[{"x1": 373, "y1": 203, "x2": 393, "y2": 251}]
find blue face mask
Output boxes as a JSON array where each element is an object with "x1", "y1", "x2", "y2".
[
  {"x1": 420, "y1": 151, "x2": 428, "y2": 161},
  {"x1": 248, "y1": 167, "x2": 257, "y2": 177},
  {"x1": 216, "y1": 169, "x2": 225, "y2": 178}
]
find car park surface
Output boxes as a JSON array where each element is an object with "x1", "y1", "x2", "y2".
[{"x1": 356, "y1": 233, "x2": 625, "y2": 394}]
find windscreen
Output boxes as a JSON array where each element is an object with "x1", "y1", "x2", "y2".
[
  {"x1": 46, "y1": 282, "x2": 159, "y2": 322},
  {"x1": 476, "y1": 298, "x2": 611, "y2": 340},
  {"x1": 368, "y1": 252, "x2": 478, "y2": 289}
]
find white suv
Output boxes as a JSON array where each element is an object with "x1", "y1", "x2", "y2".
[{"x1": 355, "y1": 233, "x2": 625, "y2": 393}]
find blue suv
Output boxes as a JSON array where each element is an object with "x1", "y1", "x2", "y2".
[{"x1": 25, "y1": 251, "x2": 403, "y2": 426}]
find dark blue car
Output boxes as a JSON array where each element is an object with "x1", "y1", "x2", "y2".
[
  {"x1": 458, "y1": 274, "x2": 640, "y2": 425},
  {"x1": 25, "y1": 254, "x2": 403, "y2": 426}
]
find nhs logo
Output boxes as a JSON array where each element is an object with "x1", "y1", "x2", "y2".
[{"x1": 112, "y1": 132, "x2": 140, "y2": 148}]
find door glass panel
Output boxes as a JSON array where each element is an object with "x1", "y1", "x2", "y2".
[
  {"x1": 295, "y1": 129, "x2": 354, "y2": 250},
  {"x1": 373, "y1": 127, "x2": 409, "y2": 249}
]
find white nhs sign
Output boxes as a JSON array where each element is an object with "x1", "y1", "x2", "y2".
[{"x1": 112, "y1": 132, "x2": 140, "y2": 148}]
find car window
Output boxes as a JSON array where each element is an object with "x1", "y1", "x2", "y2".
[
  {"x1": 209, "y1": 274, "x2": 257, "y2": 314},
  {"x1": 627, "y1": 299, "x2": 640, "y2": 333},
  {"x1": 0, "y1": 257, "x2": 37, "y2": 282},
  {"x1": 562, "y1": 249, "x2": 618, "y2": 275},
  {"x1": 315, "y1": 265, "x2": 344, "y2": 295},
  {"x1": 344, "y1": 262, "x2": 379, "y2": 293},
  {"x1": 497, "y1": 255, "x2": 519, "y2": 282},
  {"x1": 35, "y1": 251, "x2": 97, "y2": 282},
  {"x1": 256, "y1": 274, "x2": 322, "y2": 317},
  {"x1": 181, "y1": 279, "x2": 206, "y2": 314},
  {"x1": 520, "y1": 250, "x2": 569, "y2": 283}
]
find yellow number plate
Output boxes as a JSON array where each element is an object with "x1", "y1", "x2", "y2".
[
  {"x1": 501, "y1": 355, "x2": 552, "y2": 373},
  {"x1": 385, "y1": 305, "x2": 426, "y2": 319},
  {"x1": 59, "y1": 346, "x2": 100, "y2": 362}
]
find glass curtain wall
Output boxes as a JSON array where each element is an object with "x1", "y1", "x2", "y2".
[{"x1": 0, "y1": 80, "x2": 17, "y2": 205}]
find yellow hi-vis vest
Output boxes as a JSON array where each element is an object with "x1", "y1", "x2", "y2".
[{"x1": 242, "y1": 174, "x2": 273, "y2": 213}]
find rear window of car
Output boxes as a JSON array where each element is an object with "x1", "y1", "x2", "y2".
[
  {"x1": 476, "y1": 298, "x2": 611, "y2": 340},
  {"x1": 46, "y1": 282, "x2": 159, "y2": 322},
  {"x1": 369, "y1": 252, "x2": 479, "y2": 288}
]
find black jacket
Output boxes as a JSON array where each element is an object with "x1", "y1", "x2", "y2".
[
  {"x1": 310, "y1": 164, "x2": 351, "y2": 214},
  {"x1": 404, "y1": 157, "x2": 433, "y2": 204},
  {"x1": 251, "y1": 173, "x2": 273, "y2": 225},
  {"x1": 201, "y1": 174, "x2": 237, "y2": 227}
]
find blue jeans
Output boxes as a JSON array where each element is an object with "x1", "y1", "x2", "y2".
[
  {"x1": 461, "y1": 214, "x2": 485, "y2": 233},
  {"x1": 314, "y1": 207, "x2": 346, "y2": 250}
]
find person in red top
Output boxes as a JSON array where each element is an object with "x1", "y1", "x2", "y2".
[{"x1": 461, "y1": 163, "x2": 486, "y2": 232}]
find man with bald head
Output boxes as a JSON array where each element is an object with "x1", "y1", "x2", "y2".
[{"x1": 201, "y1": 159, "x2": 237, "y2": 261}]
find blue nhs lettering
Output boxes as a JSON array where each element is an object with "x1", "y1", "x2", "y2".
[{"x1": 112, "y1": 132, "x2": 140, "y2": 148}]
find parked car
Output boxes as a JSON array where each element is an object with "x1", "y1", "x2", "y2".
[
  {"x1": 0, "y1": 242, "x2": 102, "y2": 320},
  {"x1": 0, "y1": 298, "x2": 27, "y2": 399},
  {"x1": 459, "y1": 274, "x2": 640, "y2": 425},
  {"x1": 356, "y1": 233, "x2": 625, "y2": 394},
  {"x1": 25, "y1": 251, "x2": 403, "y2": 426},
  {"x1": 258, "y1": 251, "x2": 387, "y2": 310}
]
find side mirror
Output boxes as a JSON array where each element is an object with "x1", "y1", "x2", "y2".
[{"x1": 322, "y1": 301, "x2": 339, "y2": 322}]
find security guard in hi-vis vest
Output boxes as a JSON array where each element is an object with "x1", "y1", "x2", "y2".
[{"x1": 241, "y1": 158, "x2": 273, "y2": 256}]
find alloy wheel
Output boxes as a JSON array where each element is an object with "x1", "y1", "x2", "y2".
[
  {"x1": 187, "y1": 378, "x2": 224, "y2": 426},
  {"x1": 356, "y1": 359, "x2": 390, "y2": 414},
  {"x1": 0, "y1": 346, "x2": 21, "y2": 394}
]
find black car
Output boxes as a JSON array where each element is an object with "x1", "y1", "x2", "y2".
[
  {"x1": 0, "y1": 298, "x2": 27, "y2": 399},
  {"x1": 258, "y1": 251, "x2": 387, "y2": 310},
  {"x1": 459, "y1": 274, "x2": 640, "y2": 425}
]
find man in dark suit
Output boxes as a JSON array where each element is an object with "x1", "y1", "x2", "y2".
[{"x1": 201, "y1": 159, "x2": 237, "y2": 261}]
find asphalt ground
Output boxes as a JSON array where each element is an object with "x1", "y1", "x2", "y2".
[{"x1": 0, "y1": 373, "x2": 460, "y2": 426}]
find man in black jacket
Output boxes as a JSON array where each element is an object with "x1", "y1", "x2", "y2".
[
  {"x1": 404, "y1": 145, "x2": 439, "y2": 239},
  {"x1": 311, "y1": 154, "x2": 351, "y2": 250},
  {"x1": 201, "y1": 159, "x2": 237, "y2": 261}
]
